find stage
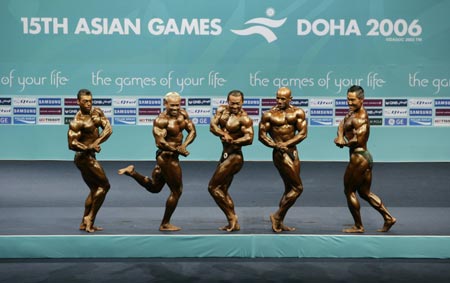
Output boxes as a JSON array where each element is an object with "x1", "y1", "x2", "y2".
[
  {"x1": 1, "y1": 160, "x2": 449, "y2": 259},
  {"x1": 1, "y1": 160, "x2": 450, "y2": 282}
]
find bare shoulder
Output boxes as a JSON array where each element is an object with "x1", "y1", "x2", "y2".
[
  {"x1": 239, "y1": 110, "x2": 253, "y2": 126},
  {"x1": 179, "y1": 109, "x2": 191, "y2": 120},
  {"x1": 69, "y1": 112, "x2": 83, "y2": 131},
  {"x1": 91, "y1": 107, "x2": 106, "y2": 116},
  {"x1": 154, "y1": 113, "x2": 169, "y2": 128}
]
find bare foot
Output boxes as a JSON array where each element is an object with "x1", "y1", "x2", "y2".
[
  {"x1": 378, "y1": 217, "x2": 397, "y2": 232},
  {"x1": 79, "y1": 223, "x2": 103, "y2": 231},
  {"x1": 219, "y1": 219, "x2": 240, "y2": 232},
  {"x1": 270, "y1": 214, "x2": 282, "y2": 233},
  {"x1": 343, "y1": 226, "x2": 365, "y2": 233},
  {"x1": 80, "y1": 216, "x2": 95, "y2": 233},
  {"x1": 280, "y1": 222, "x2": 296, "y2": 231},
  {"x1": 159, "y1": 223, "x2": 181, "y2": 231},
  {"x1": 118, "y1": 165, "x2": 134, "y2": 175}
]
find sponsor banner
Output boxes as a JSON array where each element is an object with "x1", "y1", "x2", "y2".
[
  {"x1": 38, "y1": 116, "x2": 62, "y2": 125},
  {"x1": 409, "y1": 108, "x2": 432, "y2": 116},
  {"x1": 0, "y1": 98, "x2": 12, "y2": 105},
  {"x1": 13, "y1": 116, "x2": 36, "y2": 125},
  {"x1": 211, "y1": 98, "x2": 227, "y2": 106},
  {"x1": 39, "y1": 107, "x2": 62, "y2": 115},
  {"x1": 139, "y1": 108, "x2": 161, "y2": 116},
  {"x1": 93, "y1": 98, "x2": 112, "y2": 106},
  {"x1": 0, "y1": 106, "x2": 12, "y2": 115},
  {"x1": 291, "y1": 99, "x2": 308, "y2": 107},
  {"x1": 383, "y1": 108, "x2": 408, "y2": 117},
  {"x1": 434, "y1": 99, "x2": 450, "y2": 107},
  {"x1": 309, "y1": 98, "x2": 333, "y2": 107},
  {"x1": 114, "y1": 117, "x2": 136, "y2": 125},
  {"x1": 335, "y1": 108, "x2": 348, "y2": 116},
  {"x1": 384, "y1": 118, "x2": 407, "y2": 126},
  {"x1": 188, "y1": 98, "x2": 211, "y2": 106},
  {"x1": 243, "y1": 108, "x2": 259, "y2": 115},
  {"x1": 0, "y1": 116, "x2": 12, "y2": 124},
  {"x1": 364, "y1": 99, "x2": 383, "y2": 107},
  {"x1": 64, "y1": 107, "x2": 78, "y2": 115},
  {"x1": 38, "y1": 98, "x2": 61, "y2": 106},
  {"x1": 13, "y1": 107, "x2": 36, "y2": 115},
  {"x1": 435, "y1": 109, "x2": 450, "y2": 116},
  {"x1": 309, "y1": 108, "x2": 333, "y2": 116},
  {"x1": 191, "y1": 117, "x2": 211, "y2": 125},
  {"x1": 113, "y1": 108, "x2": 137, "y2": 115},
  {"x1": 384, "y1": 99, "x2": 408, "y2": 107},
  {"x1": 409, "y1": 98, "x2": 433, "y2": 108},
  {"x1": 64, "y1": 117, "x2": 73, "y2": 124},
  {"x1": 99, "y1": 107, "x2": 112, "y2": 116},
  {"x1": 366, "y1": 108, "x2": 383, "y2": 116},
  {"x1": 369, "y1": 118, "x2": 383, "y2": 126},
  {"x1": 243, "y1": 98, "x2": 260, "y2": 106},
  {"x1": 434, "y1": 118, "x2": 450, "y2": 126},
  {"x1": 335, "y1": 99, "x2": 347, "y2": 107},
  {"x1": 187, "y1": 107, "x2": 211, "y2": 116},
  {"x1": 138, "y1": 98, "x2": 161, "y2": 106},
  {"x1": 113, "y1": 98, "x2": 137, "y2": 106},
  {"x1": 13, "y1": 97, "x2": 37, "y2": 106},
  {"x1": 64, "y1": 98, "x2": 78, "y2": 106},
  {"x1": 409, "y1": 118, "x2": 433, "y2": 126},
  {"x1": 261, "y1": 98, "x2": 276, "y2": 106},
  {"x1": 310, "y1": 117, "x2": 333, "y2": 126},
  {"x1": 137, "y1": 117, "x2": 157, "y2": 125}
]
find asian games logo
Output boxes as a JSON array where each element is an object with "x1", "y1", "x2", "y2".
[{"x1": 231, "y1": 8, "x2": 287, "y2": 43}]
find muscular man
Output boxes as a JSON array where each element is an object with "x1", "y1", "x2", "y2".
[
  {"x1": 208, "y1": 90, "x2": 254, "y2": 232},
  {"x1": 118, "y1": 92, "x2": 196, "y2": 231},
  {"x1": 259, "y1": 87, "x2": 307, "y2": 233},
  {"x1": 68, "y1": 89, "x2": 112, "y2": 233},
  {"x1": 334, "y1": 85, "x2": 396, "y2": 233}
]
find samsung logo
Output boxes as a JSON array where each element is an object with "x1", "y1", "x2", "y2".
[
  {"x1": 114, "y1": 108, "x2": 137, "y2": 115},
  {"x1": 138, "y1": 98, "x2": 161, "y2": 106},
  {"x1": 409, "y1": 109, "x2": 432, "y2": 116},
  {"x1": 435, "y1": 99, "x2": 450, "y2": 107},
  {"x1": 13, "y1": 107, "x2": 36, "y2": 115},
  {"x1": 243, "y1": 98, "x2": 261, "y2": 106},
  {"x1": 310, "y1": 108, "x2": 333, "y2": 116},
  {"x1": 38, "y1": 98, "x2": 61, "y2": 106},
  {"x1": 335, "y1": 99, "x2": 347, "y2": 107}
]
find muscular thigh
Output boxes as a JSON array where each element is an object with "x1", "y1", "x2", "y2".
[
  {"x1": 273, "y1": 151, "x2": 302, "y2": 186},
  {"x1": 157, "y1": 154, "x2": 182, "y2": 188},
  {"x1": 75, "y1": 156, "x2": 109, "y2": 187},
  {"x1": 209, "y1": 154, "x2": 243, "y2": 186},
  {"x1": 344, "y1": 154, "x2": 371, "y2": 190}
]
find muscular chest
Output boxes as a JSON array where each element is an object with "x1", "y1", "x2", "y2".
[
  {"x1": 166, "y1": 117, "x2": 186, "y2": 135},
  {"x1": 220, "y1": 114, "x2": 241, "y2": 132},
  {"x1": 271, "y1": 111, "x2": 297, "y2": 126}
]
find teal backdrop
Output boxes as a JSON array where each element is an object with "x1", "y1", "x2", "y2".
[{"x1": 1, "y1": 0, "x2": 449, "y2": 161}]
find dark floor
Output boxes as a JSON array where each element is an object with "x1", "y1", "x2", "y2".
[{"x1": 1, "y1": 161, "x2": 449, "y2": 282}]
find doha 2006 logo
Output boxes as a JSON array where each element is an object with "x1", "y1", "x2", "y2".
[{"x1": 231, "y1": 8, "x2": 287, "y2": 43}]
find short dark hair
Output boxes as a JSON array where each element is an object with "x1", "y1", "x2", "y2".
[
  {"x1": 347, "y1": 85, "x2": 364, "y2": 99},
  {"x1": 227, "y1": 90, "x2": 244, "y2": 102},
  {"x1": 77, "y1": 89, "x2": 92, "y2": 100}
]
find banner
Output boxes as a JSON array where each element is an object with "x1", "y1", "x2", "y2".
[{"x1": 1, "y1": 0, "x2": 449, "y2": 161}]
